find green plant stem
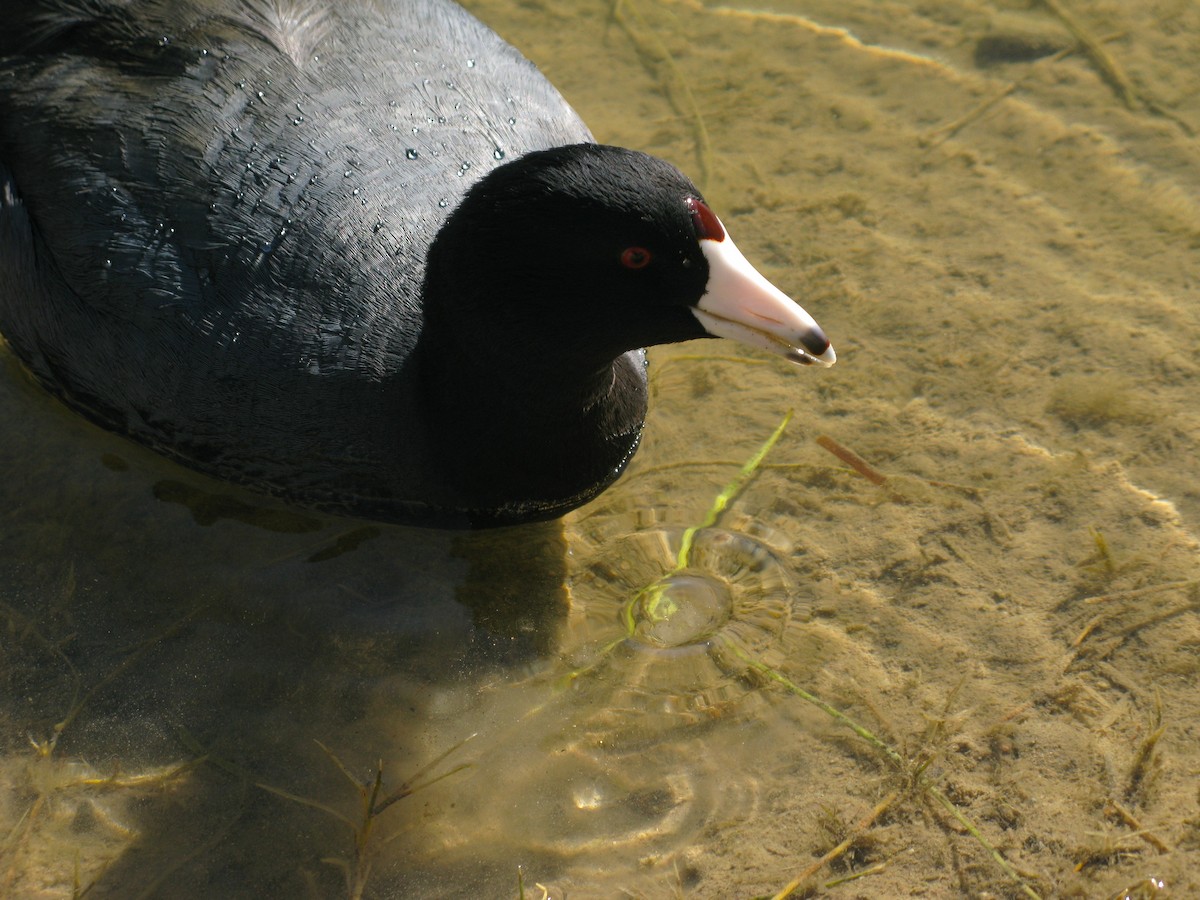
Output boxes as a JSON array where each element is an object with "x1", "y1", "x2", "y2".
[
  {"x1": 678, "y1": 409, "x2": 793, "y2": 569},
  {"x1": 926, "y1": 784, "x2": 1041, "y2": 900},
  {"x1": 622, "y1": 410, "x2": 794, "y2": 637}
]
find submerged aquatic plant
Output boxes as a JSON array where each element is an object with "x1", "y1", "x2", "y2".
[
  {"x1": 0, "y1": 602, "x2": 204, "y2": 897},
  {"x1": 257, "y1": 735, "x2": 474, "y2": 900}
]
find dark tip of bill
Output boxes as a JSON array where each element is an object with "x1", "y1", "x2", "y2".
[{"x1": 800, "y1": 328, "x2": 831, "y2": 357}]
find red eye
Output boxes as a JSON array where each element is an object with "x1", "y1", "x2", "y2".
[{"x1": 620, "y1": 246, "x2": 652, "y2": 269}]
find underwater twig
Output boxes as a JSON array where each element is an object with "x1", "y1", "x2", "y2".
[
  {"x1": 1104, "y1": 799, "x2": 1170, "y2": 855},
  {"x1": 1036, "y1": 0, "x2": 1137, "y2": 109},
  {"x1": 1080, "y1": 579, "x2": 1199, "y2": 605},
  {"x1": 1071, "y1": 598, "x2": 1200, "y2": 661},
  {"x1": 1071, "y1": 614, "x2": 1105, "y2": 648},
  {"x1": 3, "y1": 760, "x2": 194, "y2": 892},
  {"x1": 623, "y1": 459, "x2": 984, "y2": 501},
  {"x1": 770, "y1": 790, "x2": 899, "y2": 899},
  {"x1": 815, "y1": 436, "x2": 986, "y2": 499},
  {"x1": 923, "y1": 84, "x2": 1016, "y2": 148},
  {"x1": 259, "y1": 779, "x2": 358, "y2": 831},
  {"x1": 815, "y1": 434, "x2": 888, "y2": 486},
  {"x1": 823, "y1": 860, "x2": 889, "y2": 888},
  {"x1": 1124, "y1": 694, "x2": 1165, "y2": 805}
]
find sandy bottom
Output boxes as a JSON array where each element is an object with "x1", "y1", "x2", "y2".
[{"x1": 3, "y1": 0, "x2": 1200, "y2": 898}]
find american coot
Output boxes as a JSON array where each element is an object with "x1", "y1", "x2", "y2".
[{"x1": 0, "y1": 0, "x2": 834, "y2": 528}]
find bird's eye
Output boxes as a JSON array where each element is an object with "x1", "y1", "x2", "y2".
[{"x1": 620, "y1": 247, "x2": 653, "y2": 269}]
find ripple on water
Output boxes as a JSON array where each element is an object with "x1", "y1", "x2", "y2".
[{"x1": 567, "y1": 524, "x2": 808, "y2": 725}]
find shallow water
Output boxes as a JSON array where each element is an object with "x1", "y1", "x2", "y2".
[{"x1": 4, "y1": 1, "x2": 1200, "y2": 897}]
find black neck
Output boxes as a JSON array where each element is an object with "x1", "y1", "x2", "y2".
[{"x1": 413, "y1": 331, "x2": 648, "y2": 522}]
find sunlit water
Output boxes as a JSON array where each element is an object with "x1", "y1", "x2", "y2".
[{"x1": 4, "y1": 1, "x2": 1200, "y2": 898}]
